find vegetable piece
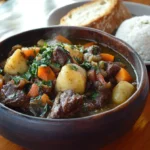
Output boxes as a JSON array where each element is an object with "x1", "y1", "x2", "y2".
[
  {"x1": 64, "y1": 44, "x2": 83, "y2": 63},
  {"x1": 56, "y1": 63, "x2": 86, "y2": 94},
  {"x1": 22, "y1": 47, "x2": 40, "y2": 58},
  {"x1": 38, "y1": 66, "x2": 56, "y2": 81},
  {"x1": 112, "y1": 81, "x2": 135, "y2": 104},
  {"x1": 28, "y1": 84, "x2": 39, "y2": 97},
  {"x1": 100, "y1": 53, "x2": 114, "y2": 62},
  {"x1": 96, "y1": 73, "x2": 106, "y2": 85},
  {"x1": 0, "y1": 75, "x2": 3, "y2": 89},
  {"x1": 37, "y1": 39, "x2": 45, "y2": 47},
  {"x1": 17, "y1": 79, "x2": 28, "y2": 89},
  {"x1": 55, "y1": 35, "x2": 72, "y2": 44},
  {"x1": 4, "y1": 49, "x2": 28, "y2": 75},
  {"x1": 84, "y1": 42, "x2": 96, "y2": 48},
  {"x1": 115, "y1": 67, "x2": 132, "y2": 82},
  {"x1": 41, "y1": 94, "x2": 53, "y2": 106}
]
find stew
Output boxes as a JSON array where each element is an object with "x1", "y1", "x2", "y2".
[{"x1": 0, "y1": 35, "x2": 136, "y2": 119}]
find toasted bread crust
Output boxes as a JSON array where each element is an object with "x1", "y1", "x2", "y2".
[{"x1": 60, "y1": 0, "x2": 131, "y2": 33}]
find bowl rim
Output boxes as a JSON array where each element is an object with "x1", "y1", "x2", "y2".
[{"x1": 0, "y1": 26, "x2": 147, "y2": 122}]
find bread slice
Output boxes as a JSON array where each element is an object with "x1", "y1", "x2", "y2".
[{"x1": 60, "y1": 0, "x2": 131, "y2": 33}]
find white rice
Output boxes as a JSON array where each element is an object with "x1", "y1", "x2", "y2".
[{"x1": 115, "y1": 15, "x2": 150, "y2": 61}]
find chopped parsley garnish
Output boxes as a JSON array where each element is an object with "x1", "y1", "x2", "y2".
[
  {"x1": 50, "y1": 63, "x2": 61, "y2": 68},
  {"x1": 92, "y1": 46, "x2": 99, "y2": 55},
  {"x1": 70, "y1": 65, "x2": 78, "y2": 71},
  {"x1": 37, "y1": 80, "x2": 52, "y2": 87},
  {"x1": 81, "y1": 61, "x2": 92, "y2": 70},
  {"x1": 39, "y1": 47, "x2": 47, "y2": 54},
  {"x1": 42, "y1": 80, "x2": 52, "y2": 87},
  {"x1": 73, "y1": 57, "x2": 82, "y2": 64},
  {"x1": 12, "y1": 76, "x2": 23, "y2": 84},
  {"x1": 91, "y1": 92, "x2": 99, "y2": 100},
  {"x1": 30, "y1": 95, "x2": 41, "y2": 102},
  {"x1": 30, "y1": 62, "x2": 38, "y2": 77},
  {"x1": 23, "y1": 71, "x2": 32, "y2": 80},
  {"x1": 0, "y1": 68, "x2": 3, "y2": 74},
  {"x1": 44, "y1": 42, "x2": 48, "y2": 47},
  {"x1": 30, "y1": 96, "x2": 50, "y2": 117},
  {"x1": 40, "y1": 104, "x2": 50, "y2": 117}
]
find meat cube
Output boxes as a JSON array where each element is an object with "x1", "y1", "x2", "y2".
[{"x1": 48, "y1": 90, "x2": 83, "y2": 119}]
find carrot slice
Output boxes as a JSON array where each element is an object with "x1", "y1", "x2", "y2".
[
  {"x1": 55, "y1": 35, "x2": 72, "y2": 44},
  {"x1": 38, "y1": 66, "x2": 56, "y2": 81},
  {"x1": 28, "y1": 83, "x2": 39, "y2": 97},
  {"x1": 0, "y1": 75, "x2": 3, "y2": 89},
  {"x1": 22, "y1": 47, "x2": 40, "y2": 58},
  {"x1": 41, "y1": 94, "x2": 53, "y2": 106},
  {"x1": 100, "y1": 53, "x2": 114, "y2": 62},
  {"x1": 84, "y1": 42, "x2": 96, "y2": 48},
  {"x1": 116, "y1": 68, "x2": 132, "y2": 82}
]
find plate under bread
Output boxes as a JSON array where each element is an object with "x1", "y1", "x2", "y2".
[{"x1": 47, "y1": 1, "x2": 150, "y2": 65}]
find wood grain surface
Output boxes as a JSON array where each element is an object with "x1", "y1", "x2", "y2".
[{"x1": 0, "y1": 0, "x2": 150, "y2": 150}]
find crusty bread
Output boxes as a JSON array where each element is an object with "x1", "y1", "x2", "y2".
[{"x1": 60, "y1": 0, "x2": 131, "y2": 33}]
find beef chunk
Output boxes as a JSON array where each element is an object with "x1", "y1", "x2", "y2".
[
  {"x1": 106, "y1": 63, "x2": 120, "y2": 77},
  {"x1": 48, "y1": 90, "x2": 83, "y2": 119},
  {"x1": 84, "y1": 88, "x2": 111, "y2": 112},
  {"x1": 53, "y1": 46, "x2": 71, "y2": 65},
  {"x1": 0, "y1": 82, "x2": 29, "y2": 107},
  {"x1": 94, "y1": 88, "x2": 111, "y2": 108}
]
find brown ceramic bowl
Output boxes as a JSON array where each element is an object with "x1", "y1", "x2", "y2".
[{"x1": 0, "y1": 26, "x2": 149, "y2": 150}]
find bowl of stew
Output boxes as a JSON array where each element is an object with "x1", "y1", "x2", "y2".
[{"x1": 0, "y1": 26, "x2": 149, "y2": 150}]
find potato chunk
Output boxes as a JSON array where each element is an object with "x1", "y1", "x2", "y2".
[
  {"x1": 64, "y1": 44, "x2": 83, "y2": 63},
  {"x1": 4, "y1": 49, "x2": 28, "y2": 75},
  {"x1": 112, "y1": 81, "x2": 135, "y2": 104},
  {"x1": 56, "y1": 63, "x2": 86, "y2": 94}
]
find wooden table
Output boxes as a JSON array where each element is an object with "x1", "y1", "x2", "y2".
[{"x1": 0, "y1": 0, "x2": 150, "y2": 150}]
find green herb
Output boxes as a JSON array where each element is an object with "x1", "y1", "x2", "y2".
[
  {"x1": 61, "y1": 47, "x2": 70, "y2": 54},
  {"x1": 70, "y1": 65, "x2": 78, "y2": 71},
  {"x1": 44, "y1": 42, "x2": 48, "y2": 47},
  {"x1": 12, "y1": 76, "x2": 23, "y2": 84},
  {"x1": 30, "y1": 96, "x2": 50, "y2": 117},
  {"x1": 30, "y1": 62, "x2": 38, "y2": 77},
  {"x1": 51, "y1": 63, "x2": 61, "y2": 68},
  {"x1": 81, "y1": 61, "x2": 92, "y2": 70},
  {"x1": 50, "y1": 63, "x2": 61, "y2": 71},
  {"x1": 37, "y1": 80, "x2": 52, "y2": 87},
  {"x1": 56, "y1": 42, "x2": 65, "y2": 48},
  {"x1": 39, "y1": 47, "x2": 47, "y2": 54},
  {"x1": 91, "y1": 92, "x2": 99, "y2": 100},
  {"x1": 92, "y1": 46, "x2": 98, "y2": 55},
  {"x1": 67, "y1": 58, "x2": 72, "y2": 64},
  {"x1": 30, "y1": 95, "x2": 41, "y2": 102},
  {"x1": 42, "y1": 48, "x2": 52, "y2": 59},
  {"x1": 23, "y1": 71, "x2": 32, "y2": 80},
  {"x1": 92, "y1": 65, "x2": 99, "y2": 71},
  {"x1": 71, "y1": 45, "x2": 74, "y2": 49},
  {"x1": 73, "y1": 57, "x2": 82, "y2": 64},
  {"x1": 40, "y1": 104, "x2": 50, "y2": 117},
  {"x1": 0, "y1": 68, "x2": 3, "y2": 74},
  {"x1": 42, "y1": 80, "x2": 52, "y2": 87}
]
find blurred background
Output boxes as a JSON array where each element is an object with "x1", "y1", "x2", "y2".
[
  {"x1": 0, "y1": 0, "x2": 82, "y2": 40},
  {"x1": 0, "y1": 0, "x2": 149, "y2": 41}
]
